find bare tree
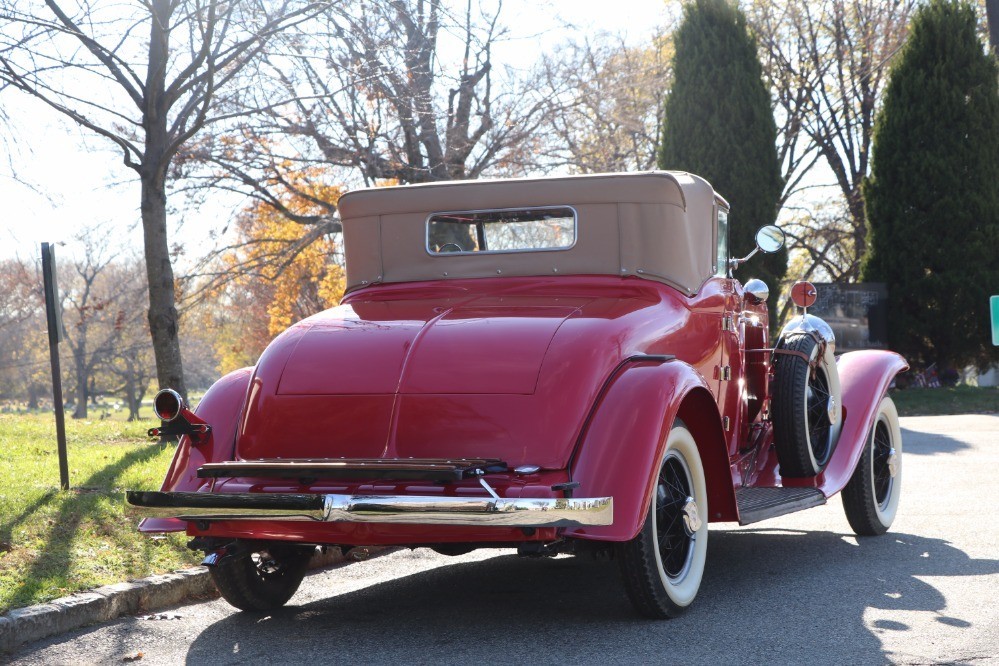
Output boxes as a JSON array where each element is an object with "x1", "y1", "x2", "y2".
[
  {"x1": 0, "y1": 0, "x2": 325, "y2": 400},
  {"x1": 59, "y1": 229, "x2": 136, "y2": 419},
  {"x1": 749, "y1": 0, "x2": 916, "y2": 281},
  {"x1": 0, "y1": 257, "x2": 48, "y2": 409},
  {"x1": 535, "y1": 32, "x2": 672, "y2": 173},
  {"x1": 99, "y1": 260, "x2": 155, "y2": 421},
  {"x1": 183, "y1": 0, "x2": 554, "y2": 257}
]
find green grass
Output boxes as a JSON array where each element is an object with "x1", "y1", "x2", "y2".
[
  {"x1": 0, "y1": 413, "x2": 200, "y2": 613},
  {"x1": 890, "y1": 385, "x2": 999, "y2": 417}
]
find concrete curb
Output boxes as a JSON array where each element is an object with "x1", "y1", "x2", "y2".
[{"x1": 0, "y1": 546, "x2": 381, "y2": 654}]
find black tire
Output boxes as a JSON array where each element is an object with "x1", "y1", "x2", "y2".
[
  {"x1": 842, "y1": 397, "x2": 902, "y2": 536},
  {"x1": 618, "y1": 423, "x2": 708, "y2": 619},
  {"x1": 209, "y1": 542, "x2": 314, "y2": 611},
  {"x1": 772, "y1": 334, "x2": 836, "y2": 477}
]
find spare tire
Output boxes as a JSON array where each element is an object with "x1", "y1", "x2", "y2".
[{"x1": 771, "y1": 333, "x2": 842, "y2": 477}]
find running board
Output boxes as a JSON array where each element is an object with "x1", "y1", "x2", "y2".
[{"x1": 735, "y1": 487, "x2": 826, "y2": 525}]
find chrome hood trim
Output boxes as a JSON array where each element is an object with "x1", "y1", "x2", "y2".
[{"x1": 127, "y1": 491, "x2": 613, "y2": 528}]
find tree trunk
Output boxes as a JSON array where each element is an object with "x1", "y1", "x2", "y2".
[
  {"x1": 847, "y1": 188, "x2": 867, "y2": 282},
  {"x1": 141, "y1": 0, "x2": 187, "y2": 401},
  {"x1": 987, "y1": 0, "x2": 998, "y2": 53},
  {"x1": 141, "y1": 175, "x2": 187, "y2": 401},
  {"x1": 73, "y1": 349, "x2": 88, "y2": 419},
  {"x1": 125, "y1": 375, "x2": 140, "y2": 422}
]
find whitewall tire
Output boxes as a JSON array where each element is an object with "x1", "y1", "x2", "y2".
[
  {"x1": 618, "y1": 422, "x2": 708, "y2": 618},
  {"x1": 842, "y1": 397, "x2": 902, "y2": 536}
]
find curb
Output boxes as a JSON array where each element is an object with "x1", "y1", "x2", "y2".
[{"x1": 0, "y1": 546, "x2": 381, "y2": 654}]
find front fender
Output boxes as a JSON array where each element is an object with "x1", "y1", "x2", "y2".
[
  {"x1": 138, "y1": 367, "x2": 253, "y2": 533},
  {"x1": 786, "y1": 350, "x2": 908, "y2": 497},
  {"x1": 566, "y1": 358, "x2": 736, "y2": 542}
]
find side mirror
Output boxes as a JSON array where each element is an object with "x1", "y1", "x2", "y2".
[
  {"x1": 755, "y1": 225, "x2": 785, "y2": 254},
  {"x1": 730, "y1": 225, "x2": 785, "y2": 275}
]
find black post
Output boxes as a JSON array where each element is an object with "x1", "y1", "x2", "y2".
[{"x1": 41, "y1": 242, "x2": 69, "y2": 491}]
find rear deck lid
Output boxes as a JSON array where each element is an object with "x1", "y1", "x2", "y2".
[{"x1": 276, "y1": 302, "x2": 579, "y2": 395}]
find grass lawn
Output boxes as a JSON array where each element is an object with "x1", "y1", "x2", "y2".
[
  {"x1": 890, "y1": 385, "x2": 999, "y2": 416},
  {"x1": 0, "y1": 413, "x2": 200, "y2": 614}
]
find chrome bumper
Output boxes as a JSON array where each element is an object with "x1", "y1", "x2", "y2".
[{"x1": 126, "y1": 491, "x2": 613, "y2": 528}]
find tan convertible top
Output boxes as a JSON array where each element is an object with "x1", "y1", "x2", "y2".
[{"x1": 337, "y1": 171, "x2": 728, "y2": 296}]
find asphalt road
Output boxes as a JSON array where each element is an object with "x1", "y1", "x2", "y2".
[{"x1": 9, "y1": 415, "x2": 999, "y2": 665}]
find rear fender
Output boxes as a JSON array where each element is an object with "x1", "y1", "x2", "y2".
[
  {"x1": 566, "y1": 358, "x2": 736, "y2": 542},
  {"x1": 784, "y1": 350, "x2": 908, "y2": 496},
  {"x1": 138, "y1": 367, "x2": 253, "y2": 533}
]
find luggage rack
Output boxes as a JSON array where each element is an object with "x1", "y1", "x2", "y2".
[{"x1": 197, "y1": 458, "x2": 510, "y2": 483}]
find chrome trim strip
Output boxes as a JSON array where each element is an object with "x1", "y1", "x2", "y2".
[{"x1": 127, "y1": 491, "x2": 613, "y2": 528}]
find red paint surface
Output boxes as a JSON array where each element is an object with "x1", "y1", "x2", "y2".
[
  {"x1": 139, "y1": 367, "x2": 252, "y2": 533},
  {"x1": 232, "y1": 276, "x2": 728, "y2": 469},
  {"x1": 140, "y1": 274, "x2": 905, "y2": 546},
  {"x1": 568, "y1": 360, "x2": 736, "y2": 541}
]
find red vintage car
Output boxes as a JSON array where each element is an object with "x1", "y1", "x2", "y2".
[{"x1": 128, "y1": 172, "x2": 907, "y2": 618}]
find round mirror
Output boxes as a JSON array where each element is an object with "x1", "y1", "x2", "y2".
[{"x1": 755, "y1": 225, "x2": 785, "y2": 254}]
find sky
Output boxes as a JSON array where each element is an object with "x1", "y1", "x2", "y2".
[{"x1": 0, "y1": 0, "x2": 672, "y2": 264}]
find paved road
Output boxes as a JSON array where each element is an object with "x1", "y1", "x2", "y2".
[{"x1": 9, "y1": 415, "x2": 999, "y2": 665}]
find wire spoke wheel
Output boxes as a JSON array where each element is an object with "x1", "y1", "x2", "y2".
[
  {"x1": 772, "y1": 334, "x2": 841, "y2": 477},
  {"x1": 843, "y1": 397, "x2": 902, "y2": 536},
  {"x1": 656, "y1": 453, "x2": 694, "y2": 578},
  {"x1": 618, "y1": 423, "x2": 708, "y2": 619},
  {"x1": 805, "y1": 367, "x2": 832, "y2": 463},
  {"x1": 872, "y1": 419, "x2": 894, "y2": 509}
]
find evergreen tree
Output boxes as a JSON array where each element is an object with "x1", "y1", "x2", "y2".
[
  {"x1": 862, "y1": 0, "x2": 999, "y2": 371},
  {"x1": 659, "y1": 0, "x2": 785, "y2": 313}
]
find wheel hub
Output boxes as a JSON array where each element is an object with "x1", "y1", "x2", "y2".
[
  {"x1": 681, "y1": 497, "x2": 702, "y2": 536},
  {"x1": 886, "y1": 447, "x2": 899, "y2": 478}
]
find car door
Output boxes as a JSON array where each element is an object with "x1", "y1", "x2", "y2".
[{"x1": 714, "y1": 208, "x2": 750, "y2": 457}]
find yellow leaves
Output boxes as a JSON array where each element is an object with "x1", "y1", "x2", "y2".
[{"x1": 214, "y1": 171, "x2": 346, "y2": 373}]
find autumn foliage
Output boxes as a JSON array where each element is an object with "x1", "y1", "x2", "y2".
[{"x1": 212, "y1": 177, "x2": 345, "y2": 375}]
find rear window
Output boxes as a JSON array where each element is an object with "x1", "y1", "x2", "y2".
[{"x1": 427, "y1": 206, "x2": 576, "y2": 255}]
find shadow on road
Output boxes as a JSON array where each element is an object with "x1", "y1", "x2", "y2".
[
  {"x1": 901, "y1": 426, "x2": 972, "y2": 456},
  {"x1": 183, "y1": 530, "x2": 998, "y2": 664}
]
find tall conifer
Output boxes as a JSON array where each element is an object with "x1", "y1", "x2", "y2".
[
  {"x1": 659, "y1": 0, "x2": 784, "y2": 310},
  {"x1": 862, "y1": 0, "x2": 999, "y2": 371}
]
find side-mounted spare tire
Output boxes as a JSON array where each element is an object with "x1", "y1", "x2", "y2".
[{"x1": 771, "y1": 331, "x2": 842, "y2": 477}]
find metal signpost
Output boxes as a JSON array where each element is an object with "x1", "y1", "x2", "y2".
[{"x1": 41, "y1": 242, "x2": 70, "y2": 490}]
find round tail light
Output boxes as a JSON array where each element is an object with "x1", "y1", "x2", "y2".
[
  {"x1": 790, "y1": 281, "x2": 818, "y2": 309},
  {"x1": 153, "y1": 389, "x2": 185, "y2": 422}
]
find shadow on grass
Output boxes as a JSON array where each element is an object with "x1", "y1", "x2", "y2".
[
  {"x1": 5, "y1": 444, "x2": 172, "y2": 610},
  {"x1": 0, "y1": 490, "x2": 56, "y2": 551}
]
